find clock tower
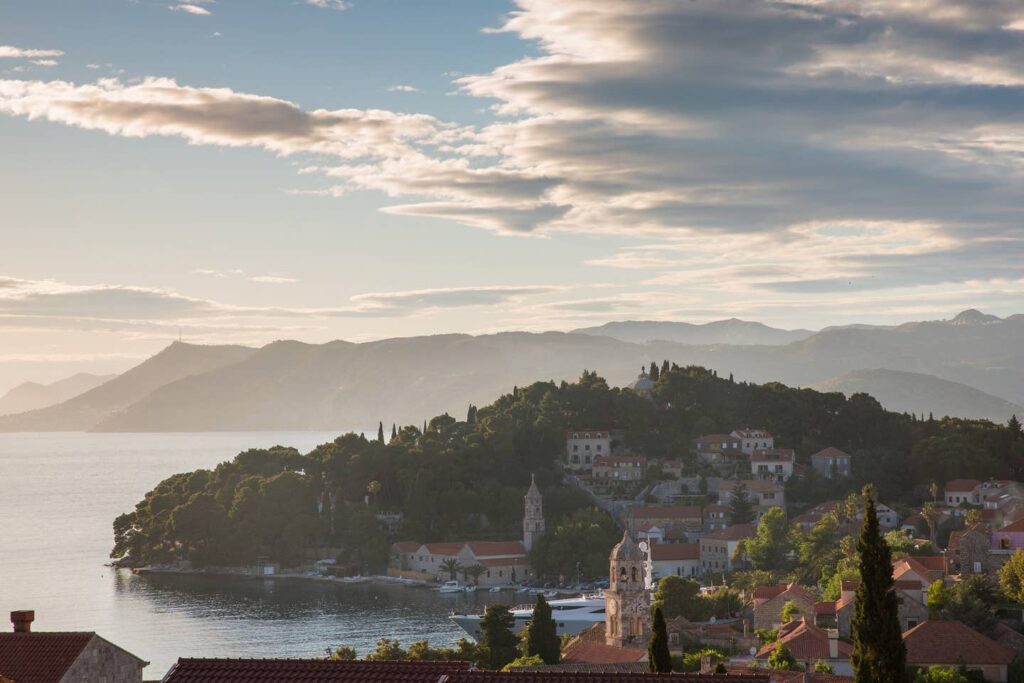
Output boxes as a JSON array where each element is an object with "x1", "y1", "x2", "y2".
[{"x1": 604, "y1": 530, "x2": 651, "y2": 647}]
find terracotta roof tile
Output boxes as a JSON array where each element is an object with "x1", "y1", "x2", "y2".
[
  {"x1": 810, "y1": 447, "x2": 850, "y2": 460},
  {"x1": 944, "y1": 479, "x2": 981, "y2": 493},
  {"x1": 162, "y1": 659, "x2": 472, "y2": 683},
  {"x1": 998, "y1": 518, "x2": 1024, "y2": 533},
  {"x1": 903, "y1": 621, "x2": 1015, "y2": 666},
  {"x1": 650, "y1": 543, "x2": 699, "y2": 561},
  {"x1": 443, "y1": 672, "x2": 770, "y2": 683},
  {"x1": 702, "y1": 523, "x2": 756, "y2": 542},
  {"x1": 0, "y1": 632, "x2": 94, "y2": 683},
  {"x1": 756, "y1": 620, "x2": 851, "y2": 661},
  {"x1": 423, "y1": 543, "x2": 467, "y2": 556},
  {"x1": 463, "y1": 542, "x2": 527, "y2": 557},
  {"x1": 393, "y1": 542, "x2": 422, "y2": 553}
]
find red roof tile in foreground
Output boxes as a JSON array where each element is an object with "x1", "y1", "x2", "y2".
[
  {"x1": 161, "y1": 659, "x2": 473, "y2": 683},
  {"x1": 441, "y1": 672, "x2": 770, "y2": 683},
  {"x1": 903, "y1": 620, "x2": 1015, "y2": 666},
  {"x1": 0, "y1": 632, "x2": 94, "y2": 683},
  {"x1": 756, "y1": 620, "x2": 851, "y2": 661}
]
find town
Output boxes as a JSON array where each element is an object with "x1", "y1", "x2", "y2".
[{"x1": 8, "y1": 365, "x2": 1024, "y2": 683}]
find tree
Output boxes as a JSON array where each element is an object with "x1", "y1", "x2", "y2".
[
  {"x1": 390, "y1": 423, "x2": 397, "y2": 440},
  {"x1": 851, "y1": 486, "x2": 908, "y2": 683},
  {"x1": 999, "y1": 550, "x2": 1024, "y2": 603},
  {"x1": 729, "y1": 482, "x2": 755, "y2": 525},
  {"x1": 814, "y1": 660, "x2": 834, "y2": 674},
  {"x1": 780, "y1": 600, "x2": 801, "y2": 623},
  {"x1": 912, "y1": 666, "x2": 968, "y2": 683},
  {"x1": 330, "y1": 645, "x2": 357, "y2": 660},
  {"x1": 502, "y1": 655, "x2": 544, "y2": 671},
  {"x1": 649, "y1": 361, "x2": 660, "y2": 382},
  {"x1": 441, "y1": 558, "x2": 462, "y2": 581},
  {"x1": 377, "y1": 422, "x2": 385, "y2": 444},
  {"x1": 927, "y1": 579, "x2": 950, "y2": 613},
  {"x1": 648, "y1": 607, "x2": 672, "y2": 673},
  {"x1": 746, "y1": 507, "x2": 793, "y2": 570},
  {"x1": 366, "y1": 638, "x2": 407, "y2": 660},
  {"x1": 921, "y1": 502, "x2": 941, "y2": 546},
  {"x1": 768, "y1": 643, "x2": 800, "y2": 671},
  {"x1": 478, "y1": 605, "x2": 518, "y2": 670},
  {"x1": 942, "y1": 574, "x2": 1001, "y2": 633},
  {"x1": 1009, "y1": 415, "x2": 1021, "y2": 439},
  {"x1": 463, "y1": 564, "x2": 487, "y2": 586},
  {"x1": 965, "y1": 508, "x2": 983, "y2": 527},
  {"x1": 651, "y1": 575, "x2": 703, "y2": 620},
  {"x1": 521, "y1": 595, "x2": 560, "y2": 665}
]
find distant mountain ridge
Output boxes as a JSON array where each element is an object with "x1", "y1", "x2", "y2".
[
  {"x1": 0, "y1": 310, "x2": 1019, "y2": 432},
  {"x1": 572, "y1": 318, "x2": 815, "y2": 346},
  {"x1": 0, "y1": 373, "x2": 116, "y2": 416}
]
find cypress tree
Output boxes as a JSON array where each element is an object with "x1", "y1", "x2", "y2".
[
  {"x1": 522, "y1": 594, "x2": 560, "y2": 664},
  {"x1": 851, "y1": 486, "x2": 908, "y2": 683},
  {"x1": 661, "y1": 359, "x2": 670, "y2": 376},
  {"x1": 649, "y1": 361, "x2": 659, "y2": 381},
  {"x1": 648, "y1": 606, "x2": 672, "y2": 673},
  {"x1": 390, "y1": 424, "x2": 397, "y2": 440},
  {"x1": 377, "y1": 421, "x2": 384, "y2": 444},
  {"x1": 1010, "y1": 414, "x2": 1022, "y2": 438}
]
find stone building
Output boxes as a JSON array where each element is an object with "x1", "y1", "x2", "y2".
[
  {"x1": 751, "y1": 583, "x2": 816, "y2": 630},
  {"x1": 604, "y1": 531, "x2": 651, "y2": 648},
  {"x1": 948, "y1": 524, "x2": 996, "y2": 576},
  {"x1": 0, "y1": 611, "x2": 147, "y2": 683},
  {"x1": 523, "y1": 473, "x2": 545, "y2": 552}
]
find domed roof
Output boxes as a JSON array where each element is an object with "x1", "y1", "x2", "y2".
[
  {"x1": 628, "y1": 369, "x2": 654, "y2": 393},
  {"x1": 611, "y1": 530, "x2": 644, "y2": 561}
]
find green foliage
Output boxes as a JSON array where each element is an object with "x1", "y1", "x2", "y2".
[
  {"x1": 927, "y1": 580, "x2": 950, "y2": 612},
  {"x1": 755, "y1": 629, "x2": 778, "y2": 644},
  {"x1": 530, "y1": 507, "x2": 620, "y2": 578},
  {"x1": 366, "y1": 638, "x2": 407, "y2": 661},
  {"x1": 814, "y1": 659, "x2": 834, "y2": 674},
  {"x1": 999, "y1": 550, "x2": 1024, "y2": 603},
  {"x1": 478, "y1": 605, "x2": 518, "y2": 670},
  {"x1": 502, "y1": 655, "x2": 544, "y2": 671},
  {"x1": 729, "y1": 482, "x2": 755, "y2": 525},
  {"x1": 796, "y1": 512, "x2": 842, "y2": 585},
  {"x1": 648, "y1": 607, "x2": 672, "y2": 673},
  {"x1": 679, "y1": 647, "x2": 729, "y2": 673},
  {"x1": 651, "y1": 576, "x2": 702, "y2": 620},
  {"x1": 780, "y1": 600, "x2": 801, "y2": 624},
  {"x1": 767, "y1": 643, "x2": 800, "y2": 671},
  {"x1": 329, "y1": 645, "x2": 357, "y2": 661},
  {"x1": 851, "y1": 488, "x2": 908, "y2": 683},
  {"x1": 521, "y1": 595, "x2": 560, "y2": 665},
  {"x1": 940, "y1": 574, "x2": 1003, "y2": 633},
  {"x1": 885, "y1": 530, "x2": 936, "y2": 557},
  {"x1": 745, "y1": 507, "x2": 794, "y2": 571},
  {"x1": 912, "y1": 666, "x2": 968, "y2": 683}
]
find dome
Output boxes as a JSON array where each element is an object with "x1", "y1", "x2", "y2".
[
  {"x1": 611, "y1": 530, "x2": 644, "y2": 561},
  {"x1": 628, "y1": 369, "x2": 654, "y2": 394}
]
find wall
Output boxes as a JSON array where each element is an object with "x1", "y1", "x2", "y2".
[{"x1": 59, "y1": 636, "x2": 144, "y2": 683}]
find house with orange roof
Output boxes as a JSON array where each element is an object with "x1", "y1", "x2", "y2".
[
  {"x1": 754, "y1": 618, "x2": 852, "y2": 676},
  {"x1": 625, "y1": 505, "x2": 703, "y2": 541},
  {"x1": 810, "y1": 447, "x2": 851, "y2": 479},
  {"x1": 892, "y1": 556, "x2": 945, "y2": 590},
  {"x1": 947, "y1": 524, "x2": 995, "y2": 576},
  {"x1": 944, "y1": 479, "x2": 982, "y2": 506},
  {"x1": 814, "y1": 579, "x2": 927, "y2": 636},
  {"x1": 903, "y1": 620, "x2": 1016, "y2": 682},
  {"x1": 650, "y1": 542, "x2": 701, "y2": 579},
  {"x1": 750, "y1": 448, "x2": 795, "y2": 483},
  {"x1": 559, "y1": 623, "x2": 647, "y2": 665},
  {"x1": 700, "y1": 523, "x2": 756, "y2": 573},
  {"x1": 751, "y1": 582, "x2": 816, "y2": 629}
]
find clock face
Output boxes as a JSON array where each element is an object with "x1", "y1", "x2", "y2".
[{"x1": 627, "y1": 599, "x2": 647, "y2": 616}]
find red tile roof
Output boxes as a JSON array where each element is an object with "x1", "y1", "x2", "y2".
[
  {"x1": 162, "y1": 659, "x2": 473, "y2": 683},
  {"x1": 750, "y1": 448, "x2": 794, "y2": 462},
  {"x1": 810, "y1": 447, "x2": 850, "y2": 460},
  {"x1": 903, "y1": 620, "x2": 1015, "y2": 666},
  {"x1": 392, "y1": 541, "x2": 421, "y2": 553},
  {"x1": 752, "y1": 583, "x2": 816, "y2": 605},
  {"x1": 479, "y1": 557, "x2": 531, "y2": 567},
  {"x1": 423, "y1": 543, "x2": 467, "y2": 556},
  {"x1": 702, "y1": 523, "x2": 756, "y2": 542},
  {"x1": 944, "y1": 479, "x2": 981, "y2": 493},
  {"x1": 650, "y1": 543, "x2": 699, "y2": 561},
  {"x1": 442, "y1": 673, "x2": 770, "y2": 683},
  {"x1": 0, "y1": 632, "x2": 94, "y2": 683},
  {"x1": 756, "y1": 620, "x2": 851, "y2": 661},
  {"x1": 627, "y1": 506, "x2": 702, "y2": 521},
  {"x1": 997, "y1": 518, "x2": 1024, "y2": 533},
  {"x1": 463, "y1": 542, "x2": 527, "y2": 557},
  {"x1": 814, "y1": 601, "x2": 836, "y2": 615}
]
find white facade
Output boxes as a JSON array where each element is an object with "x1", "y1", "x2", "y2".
[
  {"x1": 730, "y1": 429, "x2": 774, "y2": 456},
  {"x1": 565, "y1": 430, "x2": 610, "y2": 471}
]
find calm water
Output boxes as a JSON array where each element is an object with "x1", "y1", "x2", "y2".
[{"x1": 0, "y1": 433, "x2": 505, "y2": 677}]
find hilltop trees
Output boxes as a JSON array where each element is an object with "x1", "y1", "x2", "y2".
[{"x1": 851, "y1": 487, "x2": 908, "y2": 683}]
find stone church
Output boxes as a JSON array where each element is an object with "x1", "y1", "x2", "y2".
[{"x1": 605, "y1": 531, "x2": 652, "y2": 647}]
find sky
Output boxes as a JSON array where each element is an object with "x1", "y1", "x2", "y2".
[{"x1": 1, "y1": 0, "x2": 1024, "y2": 390}]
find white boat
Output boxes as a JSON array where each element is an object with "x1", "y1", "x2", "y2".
[
  {"x1": 439, "y1": 580, "x2": 463, "y2": 593},
  {"x1": 464, "y1": 585, "x2": 477, "y2": 593},
  {"x1": 450, "y1": 593, "x2": 606, "y2": 640},
  {"x1": 489, "y1": 586, "x2": 502, "y2": 593}
]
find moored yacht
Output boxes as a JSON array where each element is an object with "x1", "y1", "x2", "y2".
[{"x1": 450, "y1": 593, "x2": 605, "y2": 639}]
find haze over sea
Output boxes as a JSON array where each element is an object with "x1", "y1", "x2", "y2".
[{"x1": 0, "y1": 432, "x2": 503, "y2": 677}]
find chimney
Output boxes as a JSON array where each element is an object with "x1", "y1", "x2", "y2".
[
  {"x1": 827, "y1": 628, "x2": 839, "y2": 659},
  {"x1": 11, "y1": 611, "x2": 34, "y2": 633}
]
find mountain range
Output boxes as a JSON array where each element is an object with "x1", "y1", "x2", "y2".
[
  {"x1": 0, "y1": 373, "x2": 117, "y2": 416},
  {"x1": 0, "y1": 309, "x2": 1019, "y2": 432}
]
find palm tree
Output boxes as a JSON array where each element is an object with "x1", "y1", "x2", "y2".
[
  {"x1": 463, "y1": 564, "x2": 487, "y2": 585},
  {"x1": 921, "y1": 502, "x2": 941, "y2": 545},
  {"x1": 441, "y1": 558, "x2": 462, "y2": 581},
  {"x1": 929, "y1": 481, "x2": 939, "y2": 503}
]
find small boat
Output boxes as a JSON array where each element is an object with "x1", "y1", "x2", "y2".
[
  {"x1": 439, "y1": 580, "x2": 463, "y2": 593},
  {"x1": 464, "y1": 585, "x2": 477, "y2": 593},
  {"x1": 542, "y1": 590, "x2": 558, "y2": 599},
  {"x1": 489, "y1": 586, "x2": 502, "y2": 593}
]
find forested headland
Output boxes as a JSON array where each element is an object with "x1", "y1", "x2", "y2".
[{"x1": 111, "y1": 364, "x2": 1024, "y2": 573}]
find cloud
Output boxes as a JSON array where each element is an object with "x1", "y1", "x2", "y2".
[
  {"x1": 169, "y1": 4, "x2": 212, "y2": 15},
  {"x1": 249, "y1": 275, "x2": 298, "y2": 284},
  {"x1": 388, "y1": 85, "x2": 418, "y2": 93},
  {"x1": 305, "y1": 0, "x2": 352, "y2": 10},
  {"x1": 0, "y1": 46, "x2": 64, "y2": 59},
  {"x1": 194, "y1": 269, "x2": 298, "y2": 284},
  {"x1": 30, "y1": 60, "x2": 58, "y2": 67}
]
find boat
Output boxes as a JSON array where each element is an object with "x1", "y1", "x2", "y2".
[
  {"x1": 464, "y1": 585, "x2": 477, "y2": 593},
  {"x1": 489, "y1": 586, "x2": 502, "y2": 593},
  {"x1": 450, "y1": 593, "x2": 606, "y2": 639},
  {"x1": 439, "y1": 580, "x2": 463, "y2": 593},
  {"x1": 542, "y1": 590, "x2": 558, "y2": 599}
]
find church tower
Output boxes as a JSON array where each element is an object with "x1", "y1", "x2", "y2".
[
  {"x1": 604, "y1": 530, "x2": 651, "y2": 647},
  {"x1": 523, "y1": 473, "x2": 545, "y2": 552}
]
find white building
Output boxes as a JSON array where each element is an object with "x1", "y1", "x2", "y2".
[
  {"x1": 565, "y1": 430, "x2": 610, "y2": 471},
  {"x1": 650, "y1": 542, "x2": 701, "y2": 579},
  {"x1": 730, "y1": 428, "x2": 774, "y2": 456},
  {"x1": 700, "y1": 523, "x2": 756, "y2": 573},
  {"x1": 750, "y1": 448, "x2": 795, "y2": 482}
]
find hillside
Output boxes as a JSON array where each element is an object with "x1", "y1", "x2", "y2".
[
  {"x1": 1, "y1": 310, "x2": 1020, "y2": 432},
  {"x1": 572, "y1": 318, "x2": 814, "y2": 346},
  {"x1": 812, "y1": 369, "x2": 1024, "y2": 422},
  {"x1": 0, "y1": 342, "x2": 256, "y2": 431},
  {"x1": 0, "y1": 373, "x2": 116, "y2": 415}
]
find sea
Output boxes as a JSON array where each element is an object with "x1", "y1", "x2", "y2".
[{"x1": 0, "y1": 432, "x2": 509, "y2": 677}]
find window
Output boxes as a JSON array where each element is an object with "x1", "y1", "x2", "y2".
[
  {"x1": 573, "y1": 445, "x2": 579, "y2": 452},
  {"x1": 907, "y1": 619, "x2": 918, "y2": 629}
]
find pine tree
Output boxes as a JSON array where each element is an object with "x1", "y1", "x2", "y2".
[
  {"x1": 1010, "y1": 414, "x2": 1022, "y2": 439},
  {"x1": 648, "y1": 606, "x2": 672, "y2": 673},
  {"x1": 522, "y1": 594, "x2": 560, "y2": 664},
  {"x1": 661, "y1": 359, "x2": 670, "y2": 376},
  {"x1": 377, "y1": 421, "x2": 385, "y2": 444},
  {"x1": 649, "y1": 362, "x2": 660, "y2": 381},
  {"x1": 478, "y1": 605, "x2": 518, "y2": 670},
  {"x1": 851, "y1": 486, "x2": 908, "y2": 683},
  {"x1": 467, "y1": 404, "x2": 477, "y2": 425},
  {"x1": 729, "y1": 481, "x2": 755, "y2": 524},
  {"x1": 390, "y1": 424, "x2": 397, "y2": 440}
]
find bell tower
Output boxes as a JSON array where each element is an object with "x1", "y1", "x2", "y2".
[
  {"x1": 523, "y1": 473, "x2": 545, "y2": 552},
  {"x1": 605, "y1": 530, "x2": 651, "y2": 647}
]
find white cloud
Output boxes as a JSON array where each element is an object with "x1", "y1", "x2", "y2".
[
  {"x1": 169, "y1": 4, "x2": 212, "y2": 15},
  {"x1": 30, "y1": 60, "x2": 58, "y2": 67},
  {"x1": 305, "y1": 0, "x2": 352, "y2": 10},
  {"x1": 0, "y1": 46, "x2": 64, "y2": 59},
  {"x1": 249, "y1": 275, "x2": 298, "y2": 284},
  {"x1": 388, "y1": 84, "x2": 418, "y2": 93}
]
